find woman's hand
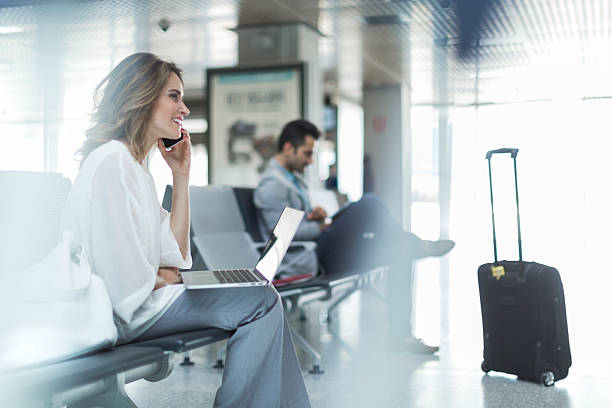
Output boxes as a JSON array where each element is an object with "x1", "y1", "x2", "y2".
[
  {"x1": 162, "y1": 129, "x2": 191, "y2": 259},
  {"x1": 153, "y1": 267, "x2": 183, "y2": 291},
  {"x1": 158, "y1": 128, "x2": 191, "y2": 178}
]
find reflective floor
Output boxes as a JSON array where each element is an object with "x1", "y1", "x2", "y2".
[{"x1": 126, "y1": 272, "x2": 612, "y2": 408}]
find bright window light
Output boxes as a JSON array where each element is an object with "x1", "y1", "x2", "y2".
[
  {"x1": 336, "y1": 99, "x2": 363, "y2": 201},
  {"x1": 182, "y1": 118, "x2": 208, "y2": 134},
  {"x1": 0, "y1": 26, "x2": 24, "y2": 34},
  {"x1": 448, "y1": 99, "x2": 612, "y2": 377}
]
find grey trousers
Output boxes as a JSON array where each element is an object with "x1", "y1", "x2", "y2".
[{"x1": 135, "y1": 285, "x2": 311, "y2": 408}]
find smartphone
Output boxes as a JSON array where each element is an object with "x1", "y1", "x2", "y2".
[{"x1": 162, "y1": 128, "x2": 185, "y2": 150}]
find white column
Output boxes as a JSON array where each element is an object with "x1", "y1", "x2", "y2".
[
  {"x1": 38, "y1": 9, "x2": 65, "y2": 173},
  {"x1": 434, "y1": 38, "x2": 452, "y2": 344},
  {"x1": 363, "y1": 85, "x2": 408, "y2": 223}
]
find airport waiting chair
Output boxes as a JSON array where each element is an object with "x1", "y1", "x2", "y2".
[
  {"x1": 0, "y1": 171, "x2": 233, "y2": 407},
  {"x1": 163, "y1": 184, "x2": 333, "y2": 373},
  {"x1": 1, "y1": 329, "x2": 234, "y2": 407},
  {"x1": 1, "y1": 345, "x2": 171, "y2": 407},
  {"x1": 232, "y1": 187, "x2": 382, "y2": 321}
]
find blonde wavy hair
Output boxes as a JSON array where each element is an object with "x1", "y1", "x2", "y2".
[{"x1": 78, "y1": 53, "x2": 183, "y2": 163}]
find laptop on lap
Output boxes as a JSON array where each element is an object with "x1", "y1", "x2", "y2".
[{"x1": 182, "y1": 207, "x2": 304, "y2": 289}]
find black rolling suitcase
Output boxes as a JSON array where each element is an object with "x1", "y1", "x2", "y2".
[{"x1": 478, "y1": 148, "x2": 571, "y2": 386}]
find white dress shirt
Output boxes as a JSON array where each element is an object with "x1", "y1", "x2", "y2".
[{"x1": 60, "y1": 140, "x2": 191, "y2": 342}]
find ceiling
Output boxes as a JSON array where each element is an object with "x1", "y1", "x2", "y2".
[{"x1": 1, "y1": 0, "x2": 612, "y2": 113}]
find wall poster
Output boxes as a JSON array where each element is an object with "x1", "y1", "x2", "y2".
[{"x1": 206, "y1": 64, "x2": 305, "y2": 186}]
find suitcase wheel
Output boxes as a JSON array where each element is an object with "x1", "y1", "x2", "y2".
[
  {"x1": 481, "y1": 361, "x2": 490, "y2": 373},
  {"x1": 540, "y1": 371, "x2": 555, "y2": 386}
]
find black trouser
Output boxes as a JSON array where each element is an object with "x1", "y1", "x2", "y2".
[{"x1": 315, "y1": 194, "x2": 420, "y2": 336}]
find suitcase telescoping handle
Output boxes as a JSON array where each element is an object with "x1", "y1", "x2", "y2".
[{"x1": 486, "y1": 148, "x2": 523, "y2": 264}]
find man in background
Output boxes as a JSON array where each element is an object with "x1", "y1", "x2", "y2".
[{"x1": 254, "y1": 119, "x2": 454, "y2": 353}]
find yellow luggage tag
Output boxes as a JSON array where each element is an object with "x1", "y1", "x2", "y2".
[{"x1": 491, "y1": 264, "x2": 505, "y2": 280}]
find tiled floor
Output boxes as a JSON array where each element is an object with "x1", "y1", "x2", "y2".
[{"x1": 126, "y1": 274, "x2": 612, "y2": 408}]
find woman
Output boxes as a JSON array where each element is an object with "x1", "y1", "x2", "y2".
[{"x1": 60, "y1": 53, "x2": 310, "y2": 408}]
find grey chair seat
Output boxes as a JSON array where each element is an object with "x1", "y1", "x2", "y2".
[{"x1": 1, "y1": 346, "x2": 165, "y2": 400}]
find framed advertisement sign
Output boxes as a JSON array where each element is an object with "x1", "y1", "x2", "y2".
[{"x1": 206, "y1": 64, "x2": 305, "y2": 186}]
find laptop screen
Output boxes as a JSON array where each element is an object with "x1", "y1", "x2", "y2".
[{"x1": 255, "y1": 207, "x2": 304, "y2": 281}]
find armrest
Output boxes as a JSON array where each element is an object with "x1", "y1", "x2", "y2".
[
  {"x1": 291, "y1": 241, "x2": 317, "y2": 251},
  {"x1": 254, "y1": 241, "x2": 316, "y2": 253},
  {"x1": 273, "y1": 273, "x2": 314, "y2": 287}
]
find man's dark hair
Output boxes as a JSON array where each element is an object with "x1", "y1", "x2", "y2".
[{"x1": 277, "y1": 119, "x2": 321, "y2": 152}]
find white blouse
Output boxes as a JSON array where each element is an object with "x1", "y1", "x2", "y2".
[{"x1": 60, "y1": 140, "x2": 191, "y2": 343}]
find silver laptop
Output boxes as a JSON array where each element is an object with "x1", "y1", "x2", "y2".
[{"x1": 182, "y1": 207, "x2": 304, "y2": 289}]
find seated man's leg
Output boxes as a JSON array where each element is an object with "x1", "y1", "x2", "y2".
[
  {"x1": 316, "y1": 193, "x2": 453, "y2": 274},
  {"x1": 343, "y1": 195, "x2": 454, "y2": 260},
  {"x1": 315, "y1": 194, "x2": 396, "y2": 275},
  {"x1": 386, "y1": 259, "x2": 439, "y2": 354},
  {"x1": 387, "y1": 258, "x2": 414, "y2": 338},
  {"x1": 135, "y1": 286, "x2": 310, "y2": 408},
  {"x1": 315, "y1": 194, "x2": 451, "y2": 354}
]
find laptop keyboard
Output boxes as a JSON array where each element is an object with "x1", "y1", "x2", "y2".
[{"x1": 213, "y1": 269, "x2": 259, "y2": 284}]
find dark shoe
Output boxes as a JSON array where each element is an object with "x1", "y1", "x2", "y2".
[
  {"x1": 387, "y1": 337, "x2": 439, "y2": 354},
  {"x1": 415, "y1": 239, "x2": 455, "y2": 259}
]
